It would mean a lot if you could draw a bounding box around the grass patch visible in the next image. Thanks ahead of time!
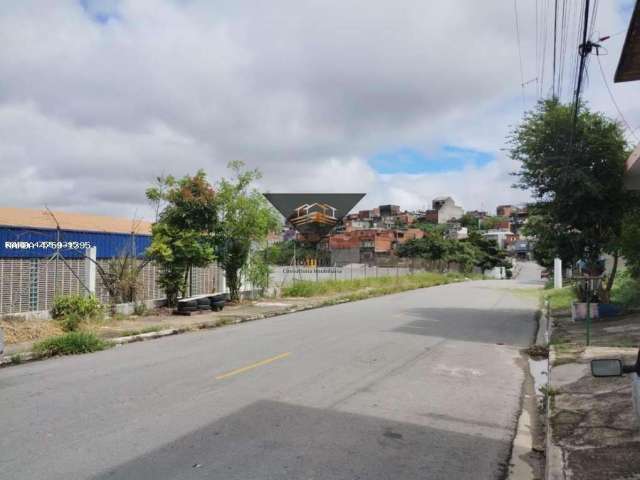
[33,332,112,358]
[544,286,575,312]
[281,271,470,298]
[10,353,22,364]
[0,318,63,344]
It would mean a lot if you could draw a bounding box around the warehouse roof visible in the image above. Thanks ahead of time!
[0,207,152,235]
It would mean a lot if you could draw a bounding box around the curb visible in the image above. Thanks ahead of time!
[543,307,565,480]
[0,296,356,368]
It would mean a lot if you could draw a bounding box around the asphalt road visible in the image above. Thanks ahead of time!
[0,263,541,480]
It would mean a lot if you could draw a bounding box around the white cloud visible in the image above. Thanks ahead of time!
[0,0,636,218]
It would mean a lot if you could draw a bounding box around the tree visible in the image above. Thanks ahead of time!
[262,240,317,266]
[460,213,480,231]
[445,240,477,273]
[215,162,280,302]
[478,216,507,231]
[145,171,217,306]
[510,98,637,299]
[466,231,509,274]
[396,236,449,263]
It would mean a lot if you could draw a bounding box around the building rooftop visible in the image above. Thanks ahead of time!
[616,0,640,82]
[0,207,152,235]
[626,143,640,190]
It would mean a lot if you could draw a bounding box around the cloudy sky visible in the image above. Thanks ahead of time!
[1,0,638,219]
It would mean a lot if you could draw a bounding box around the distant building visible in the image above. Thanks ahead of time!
[396,228,425,244]
[397,212,416,225]
[379,205,401,217]
[496,205,513,217]
[446,225,468,240]
[420,197,464,224]
[483,229,516,249]
[466,210,488,219]
[495,220,512,231]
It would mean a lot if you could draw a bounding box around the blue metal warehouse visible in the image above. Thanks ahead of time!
[0,207,217,315]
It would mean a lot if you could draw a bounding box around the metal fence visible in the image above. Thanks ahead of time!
[0,258,220,315]
[268,258,467,288]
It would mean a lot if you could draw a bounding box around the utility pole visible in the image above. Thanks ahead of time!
[572,0,591,128]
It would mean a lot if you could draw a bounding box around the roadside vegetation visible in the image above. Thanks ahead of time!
[397,231,511,276]
[33,332,112,358]
[282,271,471,298]
[511,98,640,303]
[544,287,575,313]
[146,162,279,305]
[51,294,104,332]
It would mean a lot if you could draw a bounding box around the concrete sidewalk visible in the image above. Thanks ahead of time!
[546,313,640,480]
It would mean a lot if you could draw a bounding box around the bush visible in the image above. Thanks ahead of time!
[33,332,111,358]
[51,295,103,331]
[611,270,640,308]
[133,302,147,316]
[51,294,103,319]
[58,313,82,332]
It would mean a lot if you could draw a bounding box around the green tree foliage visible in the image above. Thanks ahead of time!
[467,231,510,274]
[414,222,448,237]
[460,213,480,231]
[511,98,638,298]
[478,216,507,231]
[396,232,508,274]
[262,240,318,265]
[215,162,280,302]
[396,235,449,262]
[145,171,217,306]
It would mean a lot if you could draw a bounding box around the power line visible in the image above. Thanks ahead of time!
[552,0,558,97]
[567,0,591,160]
[558,0,568,99]
[514,0,526,110]
[540,0,550,97]
[536,0,540,96]
[596,55,639,142]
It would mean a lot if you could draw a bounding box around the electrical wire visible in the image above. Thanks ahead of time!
[596,55,640,141]
[552,0,558,97]
[514,0,526,110]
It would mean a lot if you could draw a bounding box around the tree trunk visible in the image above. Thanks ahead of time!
[226,268,241,303]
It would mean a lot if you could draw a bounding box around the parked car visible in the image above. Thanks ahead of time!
[540,269,550,279]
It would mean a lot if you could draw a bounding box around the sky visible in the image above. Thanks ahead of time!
[0,0,638,220]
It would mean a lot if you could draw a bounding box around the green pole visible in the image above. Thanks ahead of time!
[586,278,591,346]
